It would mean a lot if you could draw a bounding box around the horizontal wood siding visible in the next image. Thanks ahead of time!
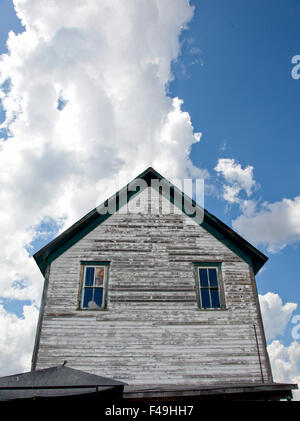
[35,187,272,385]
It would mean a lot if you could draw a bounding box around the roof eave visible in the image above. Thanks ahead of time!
[33,167,268,276]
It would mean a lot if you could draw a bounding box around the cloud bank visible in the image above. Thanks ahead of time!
[259,292,299,400]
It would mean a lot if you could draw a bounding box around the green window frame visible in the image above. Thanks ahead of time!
[194,263,225,309]
[78,261,110,310]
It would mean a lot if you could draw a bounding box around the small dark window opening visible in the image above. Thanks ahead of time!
[198,267,221,309]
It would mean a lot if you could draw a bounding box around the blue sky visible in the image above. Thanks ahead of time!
[173,0,300,205]
[0,0,299,382]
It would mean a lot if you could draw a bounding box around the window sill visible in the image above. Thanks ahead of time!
[76,307,108,311]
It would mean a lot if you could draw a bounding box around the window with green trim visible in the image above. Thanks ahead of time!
[195,265,222,309]
[79,263,109,309]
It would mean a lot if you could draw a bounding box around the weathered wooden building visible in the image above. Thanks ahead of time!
[30,167,297,401]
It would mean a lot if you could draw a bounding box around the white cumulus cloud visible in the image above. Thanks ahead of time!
[259,292,297,341]
[215,158,257,203]
[233,196,300,252]
[268,340,300,400]
[0,303,39,376]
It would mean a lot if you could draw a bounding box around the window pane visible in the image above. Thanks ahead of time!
[83,287,93,308]
[95,267,105,287]
[199,269,209,287]
[85,267,94,286]
[201,288,210,308]
[94,288,104,307]
[208,268,218,287]
[211,289,220,308]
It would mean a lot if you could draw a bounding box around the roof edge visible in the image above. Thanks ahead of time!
[33,167,268,276]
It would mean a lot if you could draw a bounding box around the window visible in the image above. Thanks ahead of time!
[79,262,109,310]
[194,264,223,309]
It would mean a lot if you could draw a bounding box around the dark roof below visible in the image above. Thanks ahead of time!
[123,382,298,401]
[0,365,126,401]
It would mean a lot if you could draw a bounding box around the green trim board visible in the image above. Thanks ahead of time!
[33,167,268,276]
[80,261,111,266]
[193,262,222,267]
